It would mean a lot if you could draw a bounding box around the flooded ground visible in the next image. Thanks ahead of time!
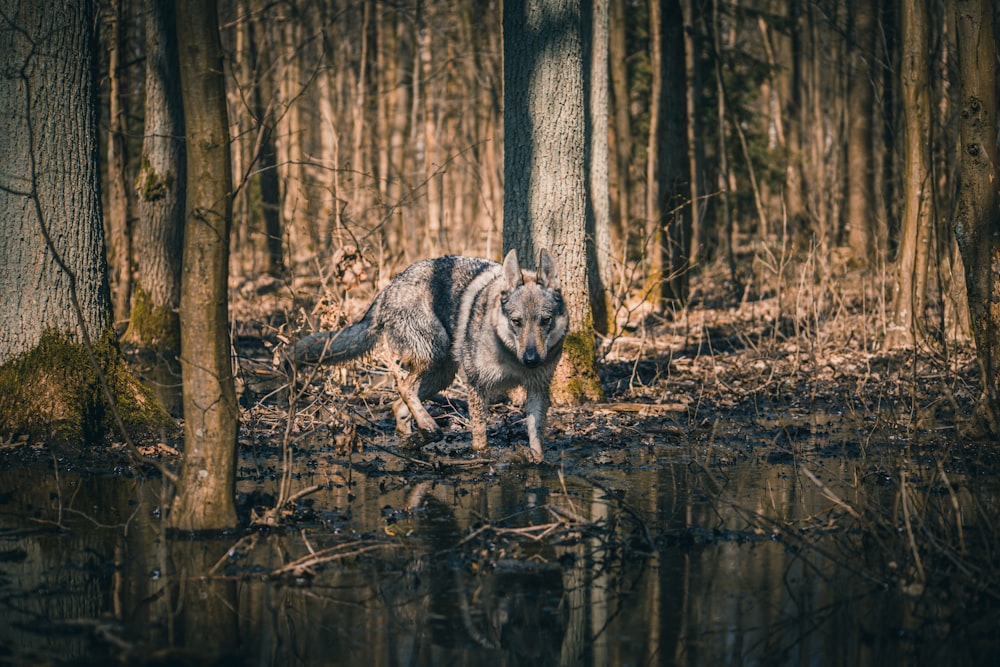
[2,398,998,665]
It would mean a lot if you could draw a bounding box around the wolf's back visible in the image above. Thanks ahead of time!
[290,317,378,364]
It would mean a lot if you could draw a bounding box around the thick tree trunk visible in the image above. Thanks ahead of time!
[123,0,185,353]
[953,0,1000,434]
[0,0,168,443]
[169,0,239,531]
[503,0,604,404]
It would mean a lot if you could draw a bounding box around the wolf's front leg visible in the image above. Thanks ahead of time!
[524,387,550,462]
[467,390,489,452]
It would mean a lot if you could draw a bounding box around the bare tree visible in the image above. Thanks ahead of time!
[122,0,185,352]
[503,0,604,403]
[169,0,239,531]
[585,0,612,333]
[845,0,877,266]
[105,0,134,324]
[887,0,933,348]
[953,0,1000,434]
[648,0,691,304]
[608,0,632,253]
[0,0,166,442]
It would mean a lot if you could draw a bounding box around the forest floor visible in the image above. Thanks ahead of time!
[230,252,989,468]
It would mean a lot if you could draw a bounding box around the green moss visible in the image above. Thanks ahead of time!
[136,159,174,202]
[554,320,605,405]
[122,286,180,352]
[0,328,172,445]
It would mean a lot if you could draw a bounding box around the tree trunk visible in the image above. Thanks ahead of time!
[645,0,665,294]
[657,0,691,303]
[105,0,134,325]
[845,0,876,266]
[248,1,283,276]
[0,0,168,444]
[709,0,735,282]
[682,0,708,265]
[169,0,239,531]
[887,0,932,348]
[503,0,604,404]
[608,0,632,256]
[123,0,185,353]
[276,11,307,266]
[953,0,1000,434]
[418,1,444,253]
[584,0,612,334]
[781,0,807,244]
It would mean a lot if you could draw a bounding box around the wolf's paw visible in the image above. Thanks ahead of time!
[399,428,443,450]
[507,445,544,464]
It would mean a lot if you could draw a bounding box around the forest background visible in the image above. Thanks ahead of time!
[3,0,1000,448]
[101,0,999,419]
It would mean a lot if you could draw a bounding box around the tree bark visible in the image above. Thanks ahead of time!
[608,0,632,252]
[169,0,239,531]
[0,0,168,443]
[503,0,604,404]
[682,0,708,265]
[276,10,307,266]
[645,0,665,294]
[123,0,185,353]
[781,0,807,244]
[845,0,876,266]
[584,0,612,334]
[659,0,691,303]
[887,0,933,348]
[953,0,1000,434]
[105,0,134,325]
[246,0,283,276]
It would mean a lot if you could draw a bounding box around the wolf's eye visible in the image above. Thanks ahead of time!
[539,316,551,328]
[509,317,522,329]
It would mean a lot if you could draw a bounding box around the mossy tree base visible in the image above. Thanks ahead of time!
[0,329,173,445]
[121,286,181,353]
[552,330,605,405]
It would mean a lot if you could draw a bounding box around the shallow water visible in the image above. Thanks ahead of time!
[1,418,997,666]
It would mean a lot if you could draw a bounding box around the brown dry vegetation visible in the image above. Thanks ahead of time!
[221,246,998,602]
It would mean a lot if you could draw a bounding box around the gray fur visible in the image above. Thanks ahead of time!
[289,249,568,461]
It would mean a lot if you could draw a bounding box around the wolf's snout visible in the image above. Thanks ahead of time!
[522,346,542,367]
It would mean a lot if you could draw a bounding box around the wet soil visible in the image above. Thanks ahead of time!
[2,270,1000,665]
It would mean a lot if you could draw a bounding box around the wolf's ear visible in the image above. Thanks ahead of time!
[537,249,560,290]
[502,249,523,290]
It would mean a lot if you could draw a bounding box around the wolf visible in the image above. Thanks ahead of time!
[290,249,568,462]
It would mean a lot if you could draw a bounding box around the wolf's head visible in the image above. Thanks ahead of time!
[498,249,568,369]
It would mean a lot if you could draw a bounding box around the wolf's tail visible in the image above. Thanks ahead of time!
[289,316,378,365]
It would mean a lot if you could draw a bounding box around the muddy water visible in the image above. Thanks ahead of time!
[1,425,997,666]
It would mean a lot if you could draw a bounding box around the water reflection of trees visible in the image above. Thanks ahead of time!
[1,445,998,665]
